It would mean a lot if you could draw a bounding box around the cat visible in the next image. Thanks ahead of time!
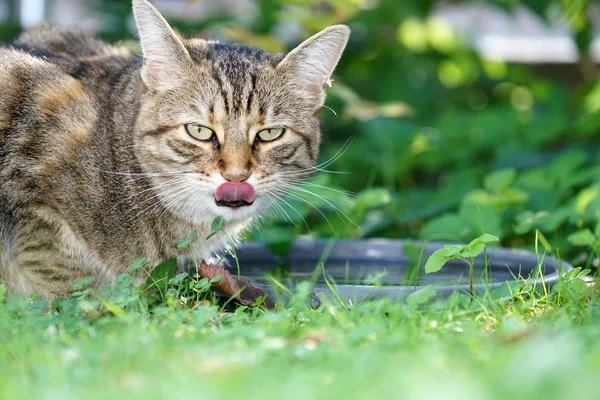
[0,0,349,300]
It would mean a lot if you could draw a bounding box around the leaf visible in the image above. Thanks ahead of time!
[513,210,546,235]
[237,278,276,309]
[206,217,225,239]
[115,273,133,289]
[260,225,295,257]
[502,188,529,204]
[459,204,503,239]
[420,213,463,241]
[515,207,571,235]
[362,271,389,285]
[584,80,600,114]
[406,287,436,307]
[473,233,500,244]
[461,242,486,258]
[463,189,495,206]
[355,188,391,210]
[145,258,178,295]
[568,229,596,247]
[425,233,498,274]
[211,216,225,232]
[173,230,197,248]
[444,244,464,257]
[197,260,275,309]
[547,150,587,181]
[489,281,522,301]
[194,278,212,292]
[484,168,516,192]
[127,257,151,272]
[424,248,451,274]
[462,233,499,257]
[169,272,189,285]
[72,276,95,291]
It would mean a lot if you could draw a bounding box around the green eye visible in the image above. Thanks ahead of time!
[185,124,215,141]
[257,128,285,142]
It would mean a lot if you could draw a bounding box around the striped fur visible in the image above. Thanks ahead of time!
[0,0,349,299]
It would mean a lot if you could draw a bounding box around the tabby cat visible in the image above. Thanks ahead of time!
[0,0,349,299]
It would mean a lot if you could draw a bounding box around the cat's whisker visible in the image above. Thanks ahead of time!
[119,178,192,222]
[310,168,350,175]
[279,184,356,229]
[167,185,204,221]
[156,185,198,222]
[120,143,151,150]
[113,185,157,209]
[260,192,287,221]
[266,193,299,225]
[149,182,198,222]
[113,177,188,209]
[268,187,338,236]
[96,169,196,178]
[316,137,353,169]
[279,179,356,197]
[277,197,311,235]
[268,179,357,231]
[290,186,354,208]
[275,138,353,178]
[277,166,348,177]
[262,193,296,226]
[261,175,355,206]
[302,138,354,172]
[263,189,312,235]
[126,174,213,184]
[276,180,355,208]
[141,191,179,222]
[322,105,338,117]
[288,187,356,229]
[120,188,168,221]
[121,196,162,223]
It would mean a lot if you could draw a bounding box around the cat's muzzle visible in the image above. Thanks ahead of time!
[215,182,256,208]
[215,198,254,208]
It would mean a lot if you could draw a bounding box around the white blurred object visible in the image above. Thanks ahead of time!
[434,2,600,63]
[20,0,45,28]
[152,0,256,23]
[19,0,257,36]
[13,0,600,64]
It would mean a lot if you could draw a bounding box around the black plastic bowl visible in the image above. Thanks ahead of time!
[226,239,573,304]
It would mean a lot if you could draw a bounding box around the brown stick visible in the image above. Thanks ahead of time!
[197,260,276,309]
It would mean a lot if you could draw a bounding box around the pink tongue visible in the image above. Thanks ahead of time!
[215,182,256,203]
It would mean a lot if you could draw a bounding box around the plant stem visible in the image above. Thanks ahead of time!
[469,256,474,298]
[459,257,475,299]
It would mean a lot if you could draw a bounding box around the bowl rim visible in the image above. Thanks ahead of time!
[231,239,574,302]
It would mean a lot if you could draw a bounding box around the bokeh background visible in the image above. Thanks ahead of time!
[2,0,600,268]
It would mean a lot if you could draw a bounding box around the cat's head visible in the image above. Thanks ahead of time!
[131,0,349,225]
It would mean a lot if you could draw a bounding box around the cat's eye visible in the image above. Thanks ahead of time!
[256,128,285,142]
[185,124,215,141]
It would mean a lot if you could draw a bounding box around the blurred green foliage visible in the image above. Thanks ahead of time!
[2,0,600,268]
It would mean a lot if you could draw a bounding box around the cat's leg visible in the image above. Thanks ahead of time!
[2,217,93,300]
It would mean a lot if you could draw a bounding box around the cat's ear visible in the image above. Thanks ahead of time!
[277,25,350,100]
[132,0,192,90]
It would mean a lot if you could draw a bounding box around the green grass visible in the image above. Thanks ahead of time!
[2,1,600,398]
[1,268,599,400]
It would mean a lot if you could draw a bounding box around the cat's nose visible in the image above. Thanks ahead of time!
[221,171,251,183]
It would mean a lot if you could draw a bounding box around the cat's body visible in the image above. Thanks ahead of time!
[0,27,221,297]
[0,0,349,299]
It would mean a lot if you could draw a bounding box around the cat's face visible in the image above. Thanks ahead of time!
[132,0,349,224]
